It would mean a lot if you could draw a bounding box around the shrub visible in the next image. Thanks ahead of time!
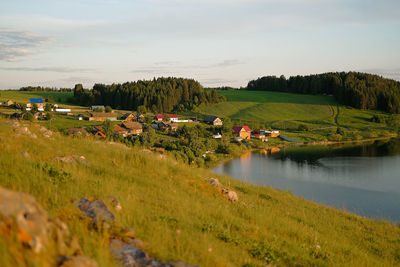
[105,106,112,113]
[23,112,34,121]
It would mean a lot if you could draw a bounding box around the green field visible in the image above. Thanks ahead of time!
[199,90,398,142]
[1,120,400,266]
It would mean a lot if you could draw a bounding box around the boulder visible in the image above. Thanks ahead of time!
[54,156,76,164]
[107,195,122,211]
[38,126,53,138]
[77,198,115,226]
[208,178,222,187]
[222,188,238,202]
[0,186,95,265]
[14,126,37,139]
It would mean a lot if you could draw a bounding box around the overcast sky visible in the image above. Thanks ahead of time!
[0,0,399,89]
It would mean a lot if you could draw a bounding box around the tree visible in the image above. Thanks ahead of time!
[32,103,38,112]
[46,112,52,120]
[105,106,112,113]
[102,120,113,138]
[44,103,52,112]
[23,112,34,121]
[137,105,147,114]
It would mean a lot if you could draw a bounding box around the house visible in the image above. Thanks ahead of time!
[67,128,88,137]
[154,115,165,122]
[232,126,251,140]
[113,125,128,136]
[136,113,145,122]
[121,113,136,122]
[169,114,178,122]
[253,133,266,142]
[2,100,14,106]
[204,116,223,126]
[122,122,143,135]
[28,98,45,108]
[91,105,105,111]
[213,133,222,139]
[88,113,118,121]
[265,130,280,137]
[95,131,106,139]
[76,114,85,120]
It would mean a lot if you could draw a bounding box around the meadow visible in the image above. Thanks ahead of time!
[199,90,398,142]
[1,119,400,266]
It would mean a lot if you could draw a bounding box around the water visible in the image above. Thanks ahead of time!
[213,139,400,222]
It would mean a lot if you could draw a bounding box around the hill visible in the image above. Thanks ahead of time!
[1,119,400,266]
[247,72,400,113]
[198,90,399,142]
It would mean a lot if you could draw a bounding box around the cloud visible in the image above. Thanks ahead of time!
[0,29,50,62]
[0,66,95,73]
[360,68,400,81]
[132,59,244,74]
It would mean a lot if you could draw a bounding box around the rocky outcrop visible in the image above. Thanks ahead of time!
[0,186,97,266]
[77,198,115,227]
[208,178,222,187]
[38,125,53,138]
[208,178,239,202]
[14,126,37,139]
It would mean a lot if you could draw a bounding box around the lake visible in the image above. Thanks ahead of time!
[213,139,400,222]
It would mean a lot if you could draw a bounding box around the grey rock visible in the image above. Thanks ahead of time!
[77,198,115,225]
[222,188,238,202]
[208,178,222,187]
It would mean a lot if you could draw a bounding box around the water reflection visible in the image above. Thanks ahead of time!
[214,138,400,222]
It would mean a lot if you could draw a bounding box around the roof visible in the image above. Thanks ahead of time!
[94,126,104,132]
[121,113,134,119]
[122,122,143,130]
[91,105,105,108]
[114,125,127,132]
[91,113,117,118]
[204,116,219,122]
[169,114,178,118]
[155,115,165,119]
[232,126,251,133]
[30,98,43,103]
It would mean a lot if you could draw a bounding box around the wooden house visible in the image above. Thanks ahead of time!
[88,113,118,121]
[136,113,145,122]
[122,122,143,135]
[232,126,251,140]
[204,116,223,126]
[3,100,14,106]
[121,113,136,122]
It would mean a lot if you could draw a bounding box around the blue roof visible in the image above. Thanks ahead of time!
[30,98,44,103]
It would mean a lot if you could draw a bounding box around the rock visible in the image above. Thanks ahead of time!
[77,155,90,166]
[77,198,115,225]
[38,126,53,138]
[14,126,37,138]
[110,239,150,267]
[7,120,20,127]
[222,188,238,202]
[167,261,199,267]
[54,156,76,164]
[0,186,95,265]
[121,227,135,239]
[208,178,221,187]
[59,255,98,267]
[107,195,122,211]
[21,151,30,159]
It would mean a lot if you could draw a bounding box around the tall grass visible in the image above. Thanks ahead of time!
[0,119,400,266]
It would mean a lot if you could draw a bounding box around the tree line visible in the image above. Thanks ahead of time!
[247,72,400,113]
[19,86,73,92]
[73,77,226,113]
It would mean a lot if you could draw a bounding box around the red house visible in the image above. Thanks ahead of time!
[232,126,251,140]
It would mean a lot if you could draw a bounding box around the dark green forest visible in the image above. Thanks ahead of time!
[73,77,226,113]
[247,72,400,113]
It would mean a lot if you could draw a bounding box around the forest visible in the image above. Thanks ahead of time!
[73,77,226,113]
[246,72,400,113]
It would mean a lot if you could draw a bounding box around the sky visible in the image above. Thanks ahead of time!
[0,0,399,89]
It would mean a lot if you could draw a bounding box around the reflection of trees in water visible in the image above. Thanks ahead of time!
[268,138,400,165]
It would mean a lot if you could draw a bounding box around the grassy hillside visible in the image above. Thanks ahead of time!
[198,90,398,142]
[0,90,73,105]
[1,119,400,266]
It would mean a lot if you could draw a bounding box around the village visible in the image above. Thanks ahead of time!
[1,97,283,165]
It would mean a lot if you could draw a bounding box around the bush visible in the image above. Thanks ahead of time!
[23,112,34,121]
[328,134,342,142]
[105,106,112,113]
[298,124,309,131]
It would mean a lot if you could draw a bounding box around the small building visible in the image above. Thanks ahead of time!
[67,128,88,137]
[55,108,71,112]
[88,113,118,121]
[232,126,251,140]
[28,98,45,108]
[122,122,143,135]
[154,114,165,122]
[136,113,145,122]
[2,100,14,106]
[253,133,266,142]
[121,113,136,122]
[204,116,223,126]
[167,122,179,132]
[113,125,129,136]
[95,131,106,139]
[169,114,178,122]
[213,133,222,139]
[91,105,105,111]
[265,130,280,137]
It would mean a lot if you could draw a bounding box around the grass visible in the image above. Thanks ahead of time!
[198,90,399,141]
[1,119,400,266]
